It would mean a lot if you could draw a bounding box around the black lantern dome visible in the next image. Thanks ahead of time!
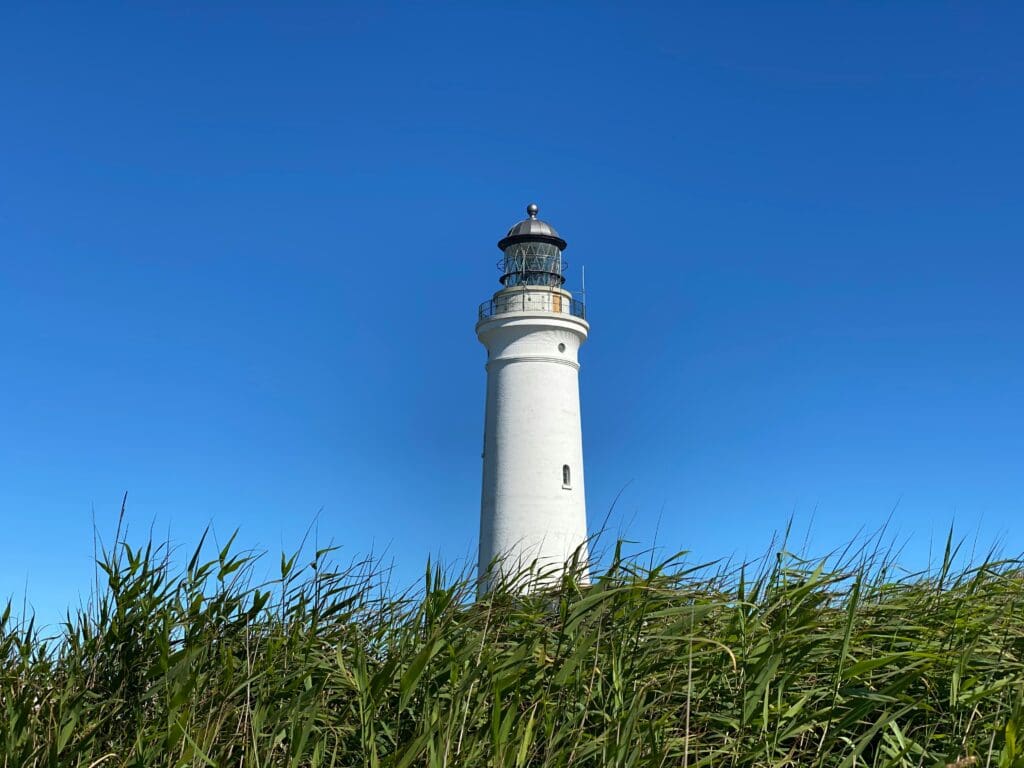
[497,204,567,288]
[497,203,568,251]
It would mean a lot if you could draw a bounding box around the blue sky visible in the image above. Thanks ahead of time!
[2,3,1022,622]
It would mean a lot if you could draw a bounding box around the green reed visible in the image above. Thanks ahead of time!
[3,517,1024,767]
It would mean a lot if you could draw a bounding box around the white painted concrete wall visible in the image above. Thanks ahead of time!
[477,287,590,592]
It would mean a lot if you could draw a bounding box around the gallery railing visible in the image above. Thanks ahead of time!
[478,293,586,321]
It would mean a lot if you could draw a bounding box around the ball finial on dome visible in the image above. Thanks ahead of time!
[526,203,539,218]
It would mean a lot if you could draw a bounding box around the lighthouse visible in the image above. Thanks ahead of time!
[477,204,590,591]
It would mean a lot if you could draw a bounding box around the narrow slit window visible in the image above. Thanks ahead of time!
[562,464,571,488]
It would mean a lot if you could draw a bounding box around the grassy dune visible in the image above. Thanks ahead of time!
[3,518,1024,767]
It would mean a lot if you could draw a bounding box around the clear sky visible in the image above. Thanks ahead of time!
[2,3,1022,622]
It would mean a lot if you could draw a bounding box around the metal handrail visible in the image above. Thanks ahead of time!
[478,293,586,321]
[496,255,569,273]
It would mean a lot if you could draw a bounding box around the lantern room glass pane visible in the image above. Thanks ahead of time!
[500,242,565,287]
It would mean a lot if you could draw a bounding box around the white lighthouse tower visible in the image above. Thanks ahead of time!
[477,204,590,591]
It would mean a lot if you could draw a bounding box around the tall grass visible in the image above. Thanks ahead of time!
[3,514,1024,767]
